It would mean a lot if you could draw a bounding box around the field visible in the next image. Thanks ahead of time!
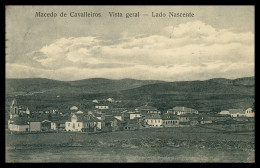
[6,126,255,162]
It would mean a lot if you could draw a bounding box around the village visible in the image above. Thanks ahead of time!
[7,98,255,134]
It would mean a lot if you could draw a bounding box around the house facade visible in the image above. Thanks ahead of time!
[95,105,109,109]
[51,121,66,131]
[29,121,41,132]
[244,108,254,117]
[65,113,98,132]
[9,123,29,132]
[124,119,139,130]
[103,115,120,132]
[167,106,199,115]
[229,109,245,118]
[8,119,29,132]
[229,108,254,118]
[135,105,158,114]
[41,120,52,131]
[129,113,142,120]
[161,114,179,127]
[144,114,163,127]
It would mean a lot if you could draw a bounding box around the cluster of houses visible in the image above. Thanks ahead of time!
[7,98,254,133]
[218,108,254,118]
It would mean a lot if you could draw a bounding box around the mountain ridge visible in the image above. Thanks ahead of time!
[5,76,254,113]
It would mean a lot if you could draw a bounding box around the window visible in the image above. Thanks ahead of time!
[155,120,157,123]
[78,123,80,127]
[73,123,75,128]
[68,123,70,126]
[151,120,153,123]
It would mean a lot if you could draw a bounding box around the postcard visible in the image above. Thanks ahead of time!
[5,5,254,163]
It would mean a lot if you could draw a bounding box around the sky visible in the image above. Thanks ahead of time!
[6,6,255,81]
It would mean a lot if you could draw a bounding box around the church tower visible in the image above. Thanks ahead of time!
[10,99,19,119]
[26,107,30,115]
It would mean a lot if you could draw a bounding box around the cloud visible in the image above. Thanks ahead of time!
[7,20,254,81]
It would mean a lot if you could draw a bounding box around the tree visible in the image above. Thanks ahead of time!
[252,102,255,112]
[48,113,52,120]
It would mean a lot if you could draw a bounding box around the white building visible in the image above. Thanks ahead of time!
[8,119,29,132]
[107,98,115,103]
[144,114,163,127]
[161,114,179,127]
[218,110,230,115]
[244,108,254,117]
[229,109,246,117]
[92,99,99,103]
[76,110,84,114]
[168,106,199,115]
[65,113,98,132]
[95,105,109,109]
[70,106,78,111]
[229,108,254,118]
[130,113,142,120]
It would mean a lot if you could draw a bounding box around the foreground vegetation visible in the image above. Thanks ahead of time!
[6,126,254,150]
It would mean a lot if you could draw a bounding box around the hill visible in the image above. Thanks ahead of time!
[5,78,69,93]
[5,78,165,95]
[207,76,254,86]
[5,77,254,113]
[66,78,166,93]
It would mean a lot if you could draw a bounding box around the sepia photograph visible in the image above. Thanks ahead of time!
[5,5,254,162]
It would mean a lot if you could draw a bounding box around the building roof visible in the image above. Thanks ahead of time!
[93,113,103,117]
[161,114,179,120]
[144,114,161,119]
[70,106,78,110]
[28,114,49,122]
[125,119,139,127]
[10,116,45,125]
[41,120,52,123]
[76,110,84,114]
[72,113,99,123]
[229,109,245,114]
[178,113,197,117]
[218,110,230,115]
[173,106,198,112]
[29,118,45,122]
[9,117,29,125]
[104,115,115,122]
